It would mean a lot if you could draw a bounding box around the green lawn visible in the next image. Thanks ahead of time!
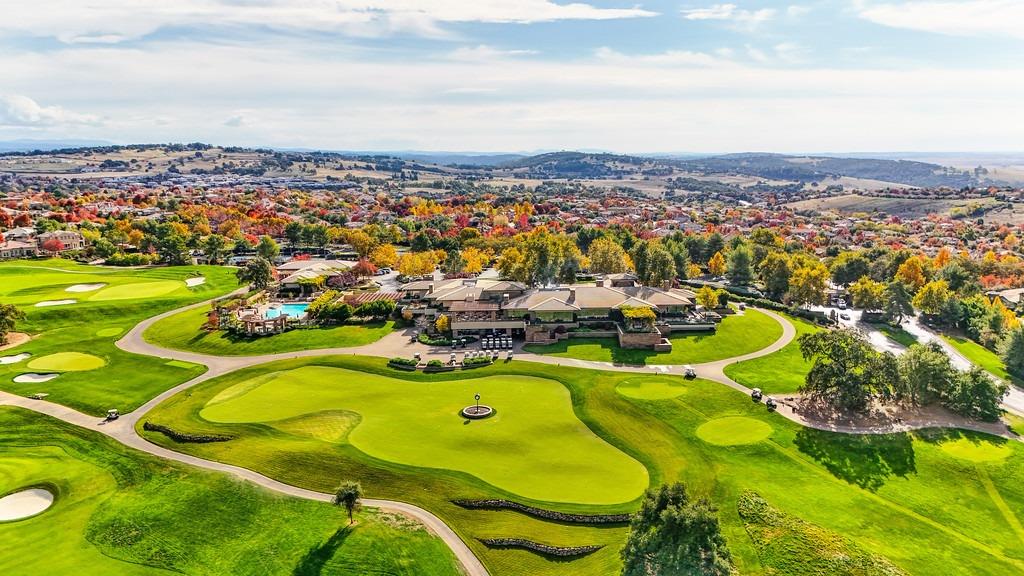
[874,322,919,348]
[141,355,1024,576]
[724,315,822,394]
[0,406,461,576]
[941,334,1021,385]
[0,260,240,415]
[524,309,783,365]
[143,305,396,356]
[201,366,648,504]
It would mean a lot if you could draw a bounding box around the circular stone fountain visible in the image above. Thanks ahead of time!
[0,488,55,521]
[461,404,494,419]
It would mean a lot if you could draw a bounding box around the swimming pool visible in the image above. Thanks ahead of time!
[265,303,309,319]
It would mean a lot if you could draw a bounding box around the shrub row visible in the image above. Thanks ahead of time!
[478,538,603,557]
[462,357,493,368]
[452,499,630,524]
[388,357,418,371]
[418,332,453,346]
[143,422,232,443]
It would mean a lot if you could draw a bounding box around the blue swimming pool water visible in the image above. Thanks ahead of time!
[265,303,308,319]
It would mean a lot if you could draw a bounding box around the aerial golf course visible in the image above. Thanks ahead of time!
[3,260,1024,576]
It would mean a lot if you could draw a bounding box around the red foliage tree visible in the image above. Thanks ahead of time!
[351,259,378,278]
[41,238,65,253]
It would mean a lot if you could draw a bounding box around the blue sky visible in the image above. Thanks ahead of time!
[1,1,1022,152]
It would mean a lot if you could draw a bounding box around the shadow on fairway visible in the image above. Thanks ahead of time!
[291,525,353,576]
[794,428,916,492]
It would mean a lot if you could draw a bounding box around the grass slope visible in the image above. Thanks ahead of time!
[0,260,239,414]
[143,305,395,356]
[0,406,461,576]
[201,366,648,504]
[724,315,821,394]
[524,309,782,365]
[738,491,907,576]
[942,335,1021,385]
[141,356,1024,576]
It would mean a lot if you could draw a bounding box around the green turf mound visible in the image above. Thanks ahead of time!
[270,410,362,443]
[738,491,907,576]
[696,416,772,446]
[27,352,106,372]
[95,327,123,338]
[88,280,182,301]
[939,437,1012,463]
[616,377,689,400]
[200,366,649,504]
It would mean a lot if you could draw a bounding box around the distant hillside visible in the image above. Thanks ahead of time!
[392,152,525,167]
[673,153,979,188]
[502,151,661,178]
[0,138,114,153]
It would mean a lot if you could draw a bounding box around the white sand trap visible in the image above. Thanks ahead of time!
[185,277,206,287]
[34,299,76,307]
[13,373,59,384]
[0,353,31,365]
[0,488,54,521]
[65,283,106,293]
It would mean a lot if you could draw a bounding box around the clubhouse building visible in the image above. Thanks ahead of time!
[400,274,712,351]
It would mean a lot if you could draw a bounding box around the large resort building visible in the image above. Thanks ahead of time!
[400,274,711,351]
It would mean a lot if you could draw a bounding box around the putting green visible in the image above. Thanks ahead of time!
[27,352,106,372]
[95,327,123,338]
[939,437,1012,463]
[88,280,182,301]
[271,411,362,443]
[616,377,689,400]
[696,416,772,446]
[201,366,649,504]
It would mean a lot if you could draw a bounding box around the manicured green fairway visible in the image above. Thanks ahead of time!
[201,366,648,504]
[27,352,106,372]
[724,315,821,394]
[615,376,689,399]
[873,322,919,347]
[0,260,240,415]
[524,308,783,365]
[942,334,1021,384]
[0,406,461,576]
[142,356,1024,576]
[143,305,396,356]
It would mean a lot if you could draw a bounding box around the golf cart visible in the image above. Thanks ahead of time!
[751,388,763,402]
[765,397,778,412]
[683,365,696,379]
[105,409,120,421]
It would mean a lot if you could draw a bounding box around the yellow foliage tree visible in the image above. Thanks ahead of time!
[895,256,926,291]
[369,244,398,268]
[707,251,726,276]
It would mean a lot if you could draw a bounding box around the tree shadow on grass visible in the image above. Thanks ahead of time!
[794,428,916,492]
[291,525,353,576]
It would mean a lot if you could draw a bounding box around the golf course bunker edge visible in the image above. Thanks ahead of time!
[0,488,55,522]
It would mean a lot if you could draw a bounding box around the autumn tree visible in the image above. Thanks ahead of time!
[895,256,927,291]
[588,237,630,274]
[369,244,398,268]
[696,285,720,310]
[707,251,726,277]
[787,262,829,308]
[848,277,886,312]
[913,280,953,317]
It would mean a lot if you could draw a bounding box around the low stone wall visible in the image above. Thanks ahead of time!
[617,327,663,350]
[568,330,618,339]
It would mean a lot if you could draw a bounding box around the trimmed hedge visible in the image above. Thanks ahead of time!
[478,538,602,557]
[142,422,232,443]
[452,499,630,524]
[462,357,493,368]
[418,332,452,346]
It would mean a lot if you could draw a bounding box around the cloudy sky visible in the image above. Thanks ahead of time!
[1,1,1022,153]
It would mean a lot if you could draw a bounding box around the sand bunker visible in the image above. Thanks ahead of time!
[0,488,54,521]
[12,373,59,384]
[34,299,76,307]
[185,277,206,287]
[65,283,106,293]
[0,353,31,365]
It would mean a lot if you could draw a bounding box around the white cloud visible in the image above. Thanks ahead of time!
[2,41,1020,152]
[448,45,539,62]
[857,0,1024,39]
[786,5,812,17]
[594,47,728,67]
[0,1,658,44]
[681,3,776,30]
[0,94,99,127]
[773,42,809,63]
